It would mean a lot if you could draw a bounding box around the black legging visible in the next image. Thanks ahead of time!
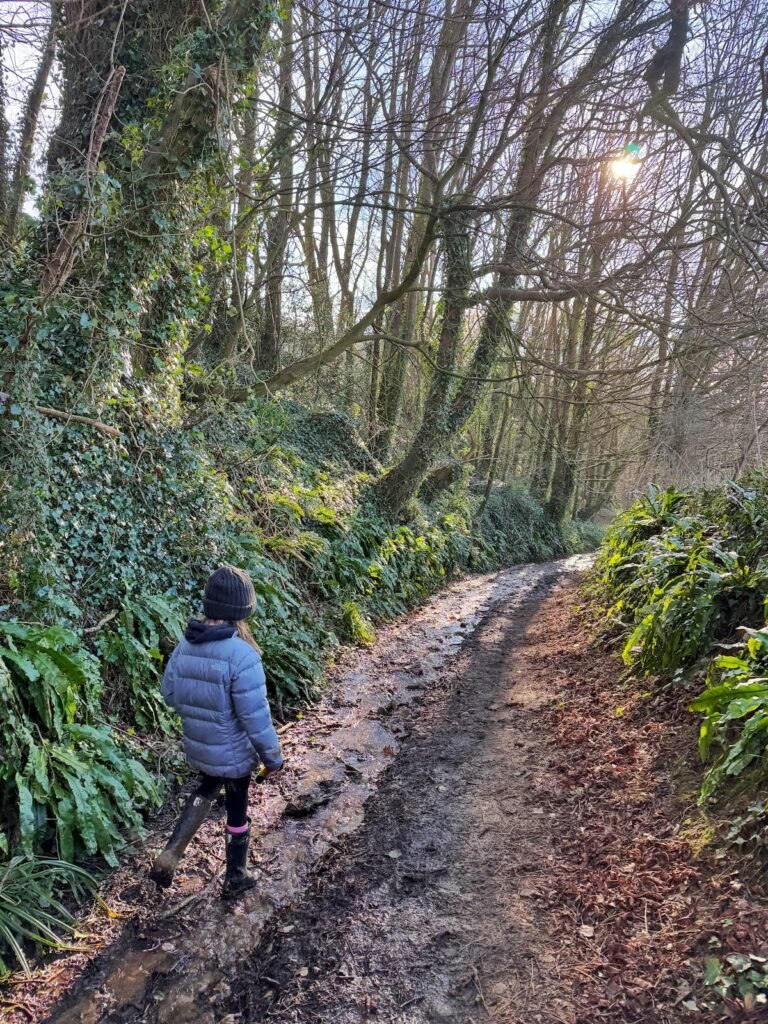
[196,773,251,828]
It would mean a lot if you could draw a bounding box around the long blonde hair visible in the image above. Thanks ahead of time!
[203,617,262,654]
[235,620,262,654]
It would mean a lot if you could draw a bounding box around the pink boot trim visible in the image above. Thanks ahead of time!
[226,823,249,835]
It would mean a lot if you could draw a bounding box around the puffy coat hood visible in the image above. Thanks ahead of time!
[184,619,237,644]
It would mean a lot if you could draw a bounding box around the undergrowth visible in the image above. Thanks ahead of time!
[0,857,102,979]
[592,477,768,835]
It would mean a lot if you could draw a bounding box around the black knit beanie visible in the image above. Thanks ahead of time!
[203,565,257,621]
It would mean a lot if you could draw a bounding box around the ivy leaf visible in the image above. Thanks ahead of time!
[704,957,723,985]
[727,953,753,973]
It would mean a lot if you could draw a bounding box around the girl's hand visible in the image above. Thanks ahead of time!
[256,762,284,782]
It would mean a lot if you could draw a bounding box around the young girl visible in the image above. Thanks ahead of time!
[150,565,284,898]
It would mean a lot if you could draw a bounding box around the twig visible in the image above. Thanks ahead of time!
[0,1001,34,1021]
[34,406,120,438]
[82,610,119,634]
[157,864,225,919]
[472,965,491,1016]
[398,995,424,1010]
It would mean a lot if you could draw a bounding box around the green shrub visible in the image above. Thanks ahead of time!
[0,620,161,864]
[475,481,598,565]
[97,593,186,731]
[340,601,376,646]
[234,538,332,701]
[593,475,768,802]
[691,628,768,799]
[595,482,768,670]
[7,422,238,620]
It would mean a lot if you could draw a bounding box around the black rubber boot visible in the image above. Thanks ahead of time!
[222,827,258,899]
[149,792,216,888]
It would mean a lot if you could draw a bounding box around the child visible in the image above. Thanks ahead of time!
[149,565,284,898]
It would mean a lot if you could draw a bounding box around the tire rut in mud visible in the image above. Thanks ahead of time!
[224,570,579,1024]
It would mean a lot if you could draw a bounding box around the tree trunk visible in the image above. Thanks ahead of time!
[375,213,471,513]
[546,165,609,522]
[479,388,503,477]
[0,48,10,229]
[217,92,260,364]
[9,0,275,401]
[258,3,293,375]
[5,1,58,242]
[373,294,417,459]
[481,395,511,510]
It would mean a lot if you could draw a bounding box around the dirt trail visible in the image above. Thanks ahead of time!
[15,553,743,1024]
[16,556,588,1024]
[229,561,582,1024]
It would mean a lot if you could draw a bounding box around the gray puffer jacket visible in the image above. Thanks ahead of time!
[161,620,283,778]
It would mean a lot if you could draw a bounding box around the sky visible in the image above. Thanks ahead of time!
[2,1,60,208]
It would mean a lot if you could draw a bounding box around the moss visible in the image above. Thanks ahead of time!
[679,818,718,857]
[340,601,376,646]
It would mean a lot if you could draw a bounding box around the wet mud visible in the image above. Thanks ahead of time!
[225,562,584,1024]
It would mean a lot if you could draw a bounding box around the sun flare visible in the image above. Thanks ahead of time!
[610,155,642,181]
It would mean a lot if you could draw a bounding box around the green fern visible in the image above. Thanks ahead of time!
[97,592,185,730]
[691,629,768,799]
[340,601,376,646]
[594,476,768,803]
[0,621,162,865]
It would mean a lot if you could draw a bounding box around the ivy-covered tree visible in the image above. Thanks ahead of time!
[3,0,276,409]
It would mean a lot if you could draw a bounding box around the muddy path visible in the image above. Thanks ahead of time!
[11,556,588,1024]
[227,560,582,1024]
[11,552,746,1024]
